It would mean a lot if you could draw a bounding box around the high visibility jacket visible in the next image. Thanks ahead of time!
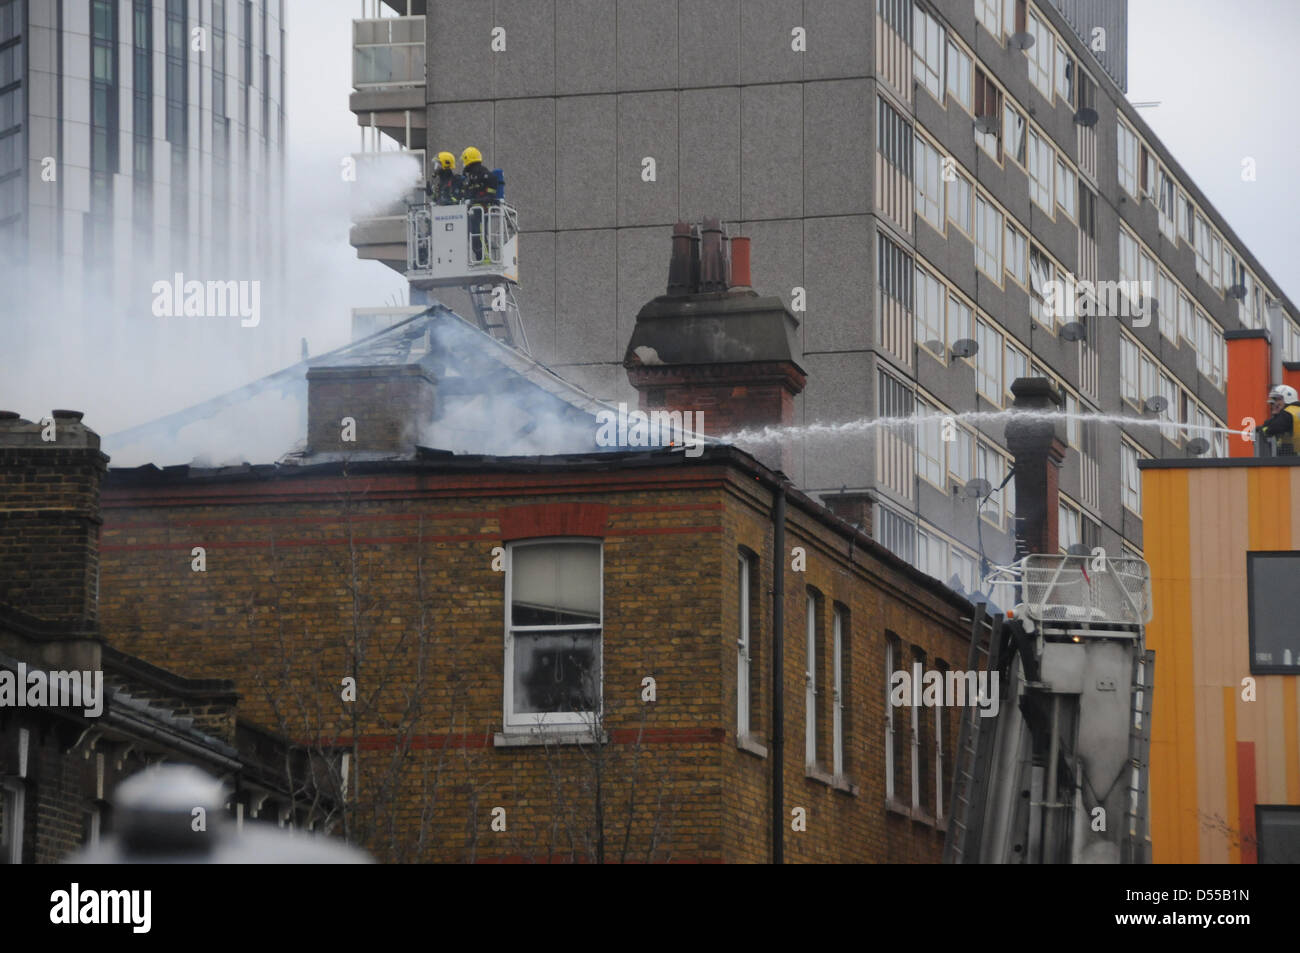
[1260,403,1300,454]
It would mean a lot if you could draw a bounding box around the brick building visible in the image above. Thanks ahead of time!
[0,409,317,864]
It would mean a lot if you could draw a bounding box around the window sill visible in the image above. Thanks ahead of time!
[494,729,607,748]
[885,797,913,818]
[736,733,768,759]
[805,765,836,787]
[833,776,859,797]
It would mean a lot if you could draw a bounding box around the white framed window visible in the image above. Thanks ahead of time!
[976,0,1001,36]
[1002,0,1018,35]
[973,70,1002,160]
[915,136,945,231]
[1121,440,1144,515]
[0,777,23,864]
[1178,292,1195,345]
[1140,353,1159,406]
[976,317,1003,403]
[504,539,603,731]
[1027,129,1054,212]
[975,194,1003,279]
[1139,252,1156,319]
[1195,214,1211,282]
[1157,167,1177,241]
[832,606,846,778]
[1064,390,1081,448]
[1003,103,1027,166]
[1159,373,1180,441]
[916,526,948,582]
[1210,232,1223,291]
[1120,335,1140,406]
[916,265,946,356]
[1056,159,1076,219]
[1004,222,1027,285]
[934,663,947,820]
[950,426,974,484]
[737,551,753,738]
[947,39,973,112]
[1055,41,1074,106]
[1177,191,1191,243]
[977,441,1006,525]
[916,400,946,487]
[947,169,973,234]
[1004,340,1027,403]
[1158,270,1177,342]
[1117,121,1139,197]
[950,548,977,595]
[884,634,898,801]
[1027,12,1053,99]
[1059,499,1082,552]
[805,591,819,769]
[1029,245,1054,328]
[913,6,944,101]
[947,293,973,353]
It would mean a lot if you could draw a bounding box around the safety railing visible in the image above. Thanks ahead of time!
[984,554,1152,626]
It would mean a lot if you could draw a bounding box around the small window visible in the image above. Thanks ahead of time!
[915,265,945,356]
[913,6,944,101]
[737,550,757,737]
[1248,552,1300,674]
[1004,223,1027,285]
[1026,12,1053,99]
[884,633,903,801]
[947,170,973,234]
[832,605,849,778]
[1003,104,1027,166]
[975,0,1001,36]
[1056,159,1076,219]
[1120,441,1143,515]
[805,590,823,769]
[1257,806,1300,863]
[946,40,973,112]
[975,194,1003,279]
[1117,122,1139,198]
[1027,129,1054,212]
[914,136,945,231]
[947,293,973,354]
[976,317,1003,403]
[505,540,603,730]
[915,398,946,487]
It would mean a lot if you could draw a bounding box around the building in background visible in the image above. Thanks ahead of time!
[0,0,290,378]
[346,0,1300,601]
[1141,453,1300,864]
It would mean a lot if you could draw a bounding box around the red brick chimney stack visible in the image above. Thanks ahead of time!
[624,221,806,474]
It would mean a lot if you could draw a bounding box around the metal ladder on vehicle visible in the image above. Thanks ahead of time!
[943,606,1002,863]
[466,281,530,355]
[1121,649,1155,864]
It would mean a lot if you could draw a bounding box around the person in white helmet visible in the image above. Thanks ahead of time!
[1258,384,1300,456]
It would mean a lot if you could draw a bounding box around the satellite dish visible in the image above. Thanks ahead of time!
[950,338,979,361]
[1143,395,1168,414]
[925,339,945,353]
[1067,543,1090,557]
[974,115,999,135]
[1072,106,1099,127]
[1011,31,1035,50]
[1060,321,1086,342]
[1187,437,1210,455]
[1227,284,1247,300]
[963,478,993,499]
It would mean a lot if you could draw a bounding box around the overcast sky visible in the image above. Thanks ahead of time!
[287,0,1300,330]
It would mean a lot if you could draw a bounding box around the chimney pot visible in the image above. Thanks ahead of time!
[729,236,752,290]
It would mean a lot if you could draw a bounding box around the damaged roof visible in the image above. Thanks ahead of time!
[105,306,615,469]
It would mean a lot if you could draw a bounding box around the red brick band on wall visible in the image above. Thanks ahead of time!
[314,727,726,751]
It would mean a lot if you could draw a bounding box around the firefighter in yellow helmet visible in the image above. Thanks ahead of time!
[460,146,499,263]
[427,151,462,206]
[1259,384,1300,456]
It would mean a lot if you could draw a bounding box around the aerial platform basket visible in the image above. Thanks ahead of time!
[985,554,1153,629]
[406,201,519,289]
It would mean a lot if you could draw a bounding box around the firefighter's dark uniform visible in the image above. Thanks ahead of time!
[428,168,462,206]
[461,161,499,262]
[1259,402,1300,455]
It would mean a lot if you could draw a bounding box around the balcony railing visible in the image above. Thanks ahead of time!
[353,17,425,89]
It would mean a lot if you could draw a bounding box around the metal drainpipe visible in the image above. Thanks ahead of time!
[771,482,787,864]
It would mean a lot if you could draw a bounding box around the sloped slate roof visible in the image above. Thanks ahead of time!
[105,306,614,468]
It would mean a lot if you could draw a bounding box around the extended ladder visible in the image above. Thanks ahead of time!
[943,606,1003,863]
[1121,649,1155,864]
[466,281,530,355]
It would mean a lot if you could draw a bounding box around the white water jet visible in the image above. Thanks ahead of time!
[720,408,1248,446]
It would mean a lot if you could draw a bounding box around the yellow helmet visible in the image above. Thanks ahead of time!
[461,146,482,167]
[436,151,455,170]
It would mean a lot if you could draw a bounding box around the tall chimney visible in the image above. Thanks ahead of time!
[0,410,108,626]
[1225,329,1271,458]
[624,222,806,474]
[1005,378,1067,558]
[306,364,436,456]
